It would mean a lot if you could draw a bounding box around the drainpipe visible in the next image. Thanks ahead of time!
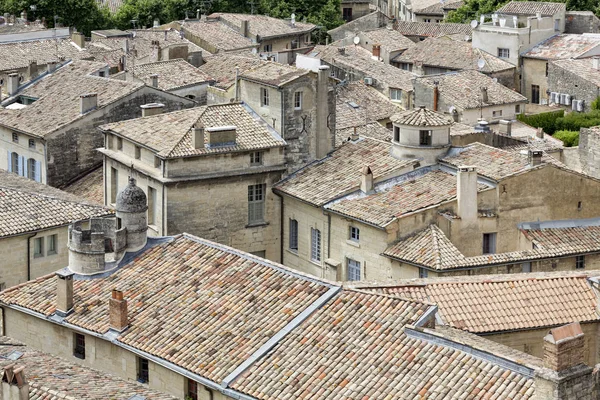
[326,212,331,280]
[162,159,166,236]
[274,191,284,263]
[26,232,38,281]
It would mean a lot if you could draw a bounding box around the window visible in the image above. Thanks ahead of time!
[482,233,497,254]
[390,88,402,101]
[400,63,412,72]
[347,258,361,281]
[47,234,57,255]
[424,18,431,23]
[187,379,199,400]
[294,91,303,110]
[419,130,432,146]
[261,88,269,107]
[73,333,85,359]
[522,262,531,273]
[11,132,18,143]
[289,219,298,251]
[148,187,157,226]
[33,237,44,258]
[250,151,263,166]
[515,104,521,114]
[394,126,400,142]
[110,167,118,204]
[248,184,265,225]
[497,48,510,58]
[576,255,585,269]
[98,70,105,77]
[135,146,141,159]
[419,268,428,278]
[263,44,272,52]
[342,7,353,21]
[11,152,19,175]
[28,139,35,149]
[545,62,548,77]
[27,158,36,180]
[492,110,502,118]
[531,85,540,104]
[154,156,160,168]
[117,137,123,150]
[349,226,360,242]
[578,201,582,211]
[137,357,149,383]
[311,228,321,262]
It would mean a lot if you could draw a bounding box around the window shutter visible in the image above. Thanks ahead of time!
[7,151,11,173]
[35,160,41,182]
[18,156,24,176]
[23,158,29,179]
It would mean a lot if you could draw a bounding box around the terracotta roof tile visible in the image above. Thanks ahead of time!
[523,34,600,60]
[181,19,254,51]
[551,58,600,87]
[199,53,264,90]
[336,81,401,130]
[63,167,104,205]
[336,121,392,147]
[361,28,415,52]
[391,106,453,126]
[497,1,566,16]
[241,62,310,87]
[393,21,472,38]
[209,13,316,38]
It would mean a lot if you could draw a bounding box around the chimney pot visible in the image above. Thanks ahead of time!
[28,60,38,80]
[457,166,478,222]
[71,31,85,49]
[2,364,29,400]
[7,73,19,96]
[536,127,544,139]
[481,87,488,104]
[109,289,128,332]
[499,119,512,136]
[351,126,359,141]
[55,270,74,316]
[140,103,165,117]
[192,126,205,149]
[360,165,374,193]
[80,93,98,114]
[529,149,543,166]
[543,322,585,372]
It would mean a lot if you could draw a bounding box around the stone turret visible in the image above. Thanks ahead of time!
[116,177,148,251]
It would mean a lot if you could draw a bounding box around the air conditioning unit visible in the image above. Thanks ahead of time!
[565,94,572,106]
[577,100,585,112]
[364,77,373,85]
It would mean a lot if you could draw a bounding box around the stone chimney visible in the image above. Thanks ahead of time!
[151,40,161,62]
[150,74,159,88]
[80,93,98,114]
[433,82,439,111]
[499,119,512,136]
[140,103,165,117]
[593,57,599,71]
[360,165,374,193]
[240,20,249,37]
[372,44,381,60]
[529,150,543,166]
[109,289,128,332]
[27,60,38,80]
[7,73,19,96]
[71,31,85,49]
[2,365,28,400]
[315,65,335,159]
[481,87,488,104]
[55,270,74,316]
[544,322,585,372]
[206,126,236,147]
[536,127,544,139]
[192,126,204,149]
[457,166,478,221]
[46,60,57,74]
[351,126,359,141]
[123,38,130,54]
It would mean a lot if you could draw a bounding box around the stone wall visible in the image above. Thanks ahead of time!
[579,127,600,178]
[328,11,390,42]
[548,62,600,114]
[565,11,600,34]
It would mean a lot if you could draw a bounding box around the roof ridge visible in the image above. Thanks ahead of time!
[164,106,210,158]
[347,287,437,307]
[0,185,108,210]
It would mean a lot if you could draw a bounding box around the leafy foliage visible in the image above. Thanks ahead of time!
[555,110,600,132]
[517,110,564,135]
[553,130,579,147]
[591,96,600,111]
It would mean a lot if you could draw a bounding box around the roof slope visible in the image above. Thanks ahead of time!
[0,38,87,71]
[551,58,600,87]
[199,53,264,89]
[393,21,472,38]
[63,167,104,205]
[415,70,526,110]
[497,1,566,16]
[336,81,401,130]
[129,58,211,90]
[364,273,600,333]
[210,13,316,38]
[336,121,393,146]
[275,139,417,206]
[391,106,452,126]
[0,337,176,399]
[0,169,109,237]
[362,28,415,52]
[523,34,600,60]
[181,19,254,51]
[231,290,535,400]
[100,103,285,158]
[0,234,332,383]
[241,62,309,87]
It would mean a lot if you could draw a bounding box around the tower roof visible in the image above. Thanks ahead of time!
[391,106,452,127]
[116,177,147,213]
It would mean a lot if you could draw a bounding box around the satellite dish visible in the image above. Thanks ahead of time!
[493,77,498,83]
[353,36,360,45]
[470,20,479,29]
[477,58,485,70]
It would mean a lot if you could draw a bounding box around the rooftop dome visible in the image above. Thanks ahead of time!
[116,177,148,213]
[391,106,452,127]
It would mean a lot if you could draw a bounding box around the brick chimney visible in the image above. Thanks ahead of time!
[56,270,74,317]
[150,74,159,88]
[140,103,165,117]
[543,322,585,371]
[192,126,204,149]
[80,93,98,114]
[109,289,128,332]
[360,165,374,193]
[529,150,543,166]
[457,166,478,221]
[2,365,28,400]
[7,73,19,96]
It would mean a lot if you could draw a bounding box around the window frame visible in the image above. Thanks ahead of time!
[33,237,44,258]
[482,232,497,255]
[419,130,432,146]
[137,357,149,384]
[73,333,85,359]
[250,151,263,166]
[347,258,361,281]
[117,137,123,150]
[11,152,19,175]
[289,219,298,251]
[260,88,269,107]
[311,228,321,263]
[11,132,18,143]
[247,183,266,225]
[492,110,503,118]
[576,255,585,269]
[497,48,510,59]
[27,158,36,181]
[349,226,360,242]
[47,234,57,255]
[187,379,199,400]
[294,91,303,110]
[28,139,35,149]
[394,126,400,142]
[419,268,429,278]
[390,88,402,101]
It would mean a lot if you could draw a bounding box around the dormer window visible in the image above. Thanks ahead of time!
[419,130,432,146]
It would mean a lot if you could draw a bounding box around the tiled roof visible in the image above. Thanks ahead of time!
[232,289,535,400]
[336,121,392,147]
[100,103,285,158]
[0,169,109,237]
[241,62,310,87]
[0,234,333,383]
[0,60,145,137]
[210,13,316,38]
[361,28,415,52]
[523,34,600,60]
[181,19,254,51]
[0,337,177,399]
[391,106,452,126]
[497,1,566,16]
[129,58,211,90]
[551,58,600,87]
[63,167,104,205]
[416,70,527,110]
[394,37,514,73]
[336,81,401,130]
[416,0,464,14]
[199,53,264,89]
[393,21,472,38]
[361,272,600,333]
[325,168,489,227]
[0,38,87,71]
[0,21,47,35]
[275,139,417,206]
[440,142,558,180]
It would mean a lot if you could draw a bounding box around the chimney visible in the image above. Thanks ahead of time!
[543,322,585,372]
[338,47,346,56]
[46,60,57,74]
[140,103,165,117]
[536,127,544,139]
[27,60,38,80]
[20,10,26,21]
[192,126,204,149]
[499,119,512,136]
[109,289,128,332]
[240,20,249,37]
[360,165,374,193]
[164,29,167,42]
[2,365,28,400]
[433,81,439,111]
[55,270,74,316]
[351,126,359,141]
[457,166,478,222]
[529,149,543,166]
[316,65,334,159]
[71,31,85,49]
[372,44,381,60]
[205,126,236,147]
[481,87,488,104]
[123,38,130,54]
[151,40,161,62]
[593,57,600,70]
[150,74,159,88]
[80,93,98,114]
[7,73,19,96]
[196,9,200,19]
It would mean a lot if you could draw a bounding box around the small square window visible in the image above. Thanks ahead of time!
[187,379,199,400]
[483,233,497,255]
[47,234,57,255]
[419,268,428,278]
[263,44,272,52]
[28,139,35,149]
[117,137,123,150]
[576,255,585,269]
[137,357,149,383]
[347,258,361,281]
[294,92,302,110]
[515,104,521,113]
[33,237,44,258]
[73,333,85,359]
[349,226,360,242]
[394,126,400,142]
[497,48,510,58]
[12,133,18,143]
[492,110,502,118]
[419,130,432,146]
[250,151,263,166]
[135,146,141,160]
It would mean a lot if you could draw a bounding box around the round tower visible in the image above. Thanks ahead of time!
[116,177,148,251]
[390,106,453,165]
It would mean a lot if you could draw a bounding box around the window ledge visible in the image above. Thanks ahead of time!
[346,239,360,248]
[310,259,322,267]
[47,251,57,256]
[286,248,298,255]
[246,222,269,229]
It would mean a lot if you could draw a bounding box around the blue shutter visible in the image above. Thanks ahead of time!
[18,156,24,176]
[23,158,28,179]
[6,151,11,172]
[35,160,41,182]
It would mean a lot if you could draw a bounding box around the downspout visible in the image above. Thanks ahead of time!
[26,232,38,281]
[0,307,4,335]
[280,87,285,138]
[326,211,331,280]
[274,191,284,263]
[162,159,166,236]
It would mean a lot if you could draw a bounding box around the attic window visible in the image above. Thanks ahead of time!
[348,101,359,109]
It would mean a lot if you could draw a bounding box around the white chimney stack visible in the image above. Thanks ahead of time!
[360,165,374,193]
[140,103,165,117]
[7,73,19,96]
[80,93,98,114]
[457,166,478,221]
[2,365,28,400]
[593,57,599,71]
